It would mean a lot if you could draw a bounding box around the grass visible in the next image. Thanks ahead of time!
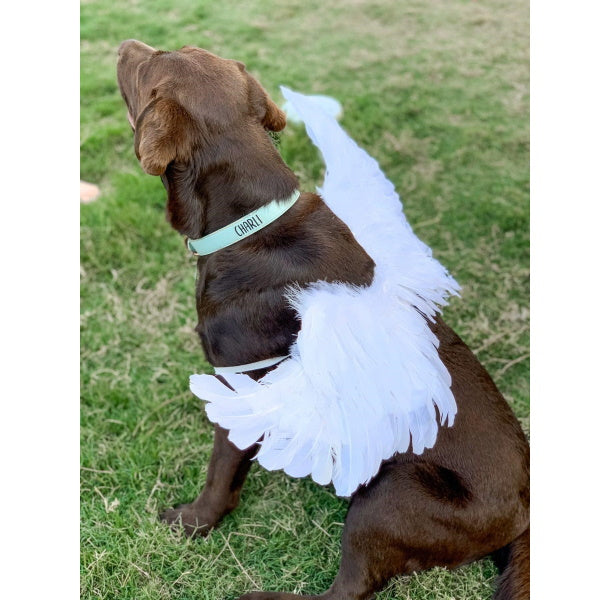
[80,0,529,598]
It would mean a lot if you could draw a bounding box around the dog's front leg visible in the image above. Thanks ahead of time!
[161,425,257,537]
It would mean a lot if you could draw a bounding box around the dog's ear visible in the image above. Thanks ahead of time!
[237,62,286,132]
[134,97,195,175]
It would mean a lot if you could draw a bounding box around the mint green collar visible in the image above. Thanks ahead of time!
[187,190,301,256]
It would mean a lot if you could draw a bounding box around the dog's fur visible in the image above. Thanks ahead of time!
[117,40,530,600]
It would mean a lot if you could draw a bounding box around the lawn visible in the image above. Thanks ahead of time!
[80,1,529,598]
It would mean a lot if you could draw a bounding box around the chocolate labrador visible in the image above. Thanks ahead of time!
[116,40,529,600]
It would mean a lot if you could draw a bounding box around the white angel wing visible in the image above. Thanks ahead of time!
[190,88,459,497]
[279,86,459,319]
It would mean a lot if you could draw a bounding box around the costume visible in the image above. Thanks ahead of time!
[190,87,460,497]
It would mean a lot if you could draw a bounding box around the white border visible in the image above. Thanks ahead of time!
[0,1,79,597]
[532,1,600,597]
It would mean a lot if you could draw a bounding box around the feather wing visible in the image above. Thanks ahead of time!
[189,88,460,497]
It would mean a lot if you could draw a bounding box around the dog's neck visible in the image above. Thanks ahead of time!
[161,125,299,240]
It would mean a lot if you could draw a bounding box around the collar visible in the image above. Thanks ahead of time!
[187,190,301,256]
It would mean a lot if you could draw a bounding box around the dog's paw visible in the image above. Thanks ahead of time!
[159,503,219,538]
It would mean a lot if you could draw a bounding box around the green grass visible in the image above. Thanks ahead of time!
[80,0,529,598]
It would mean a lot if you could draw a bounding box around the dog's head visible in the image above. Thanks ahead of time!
[117,40,287,176]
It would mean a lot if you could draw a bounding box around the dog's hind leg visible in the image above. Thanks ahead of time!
[235,460,528,600]
[235,496,410,600]
[161,425,257,537]
[234,474,440,600]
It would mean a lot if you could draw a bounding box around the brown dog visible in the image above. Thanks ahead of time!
[117,40,529,600]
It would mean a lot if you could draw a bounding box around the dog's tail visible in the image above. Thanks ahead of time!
[492,527,530,600]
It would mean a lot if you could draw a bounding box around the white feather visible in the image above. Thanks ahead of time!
[189,88,460,497]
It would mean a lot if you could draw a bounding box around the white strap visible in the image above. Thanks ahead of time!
[213,355,289,375]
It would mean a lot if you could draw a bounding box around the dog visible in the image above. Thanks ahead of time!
[117,40,530,600]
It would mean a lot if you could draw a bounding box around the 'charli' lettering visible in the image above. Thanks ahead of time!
[234,214,264,237]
